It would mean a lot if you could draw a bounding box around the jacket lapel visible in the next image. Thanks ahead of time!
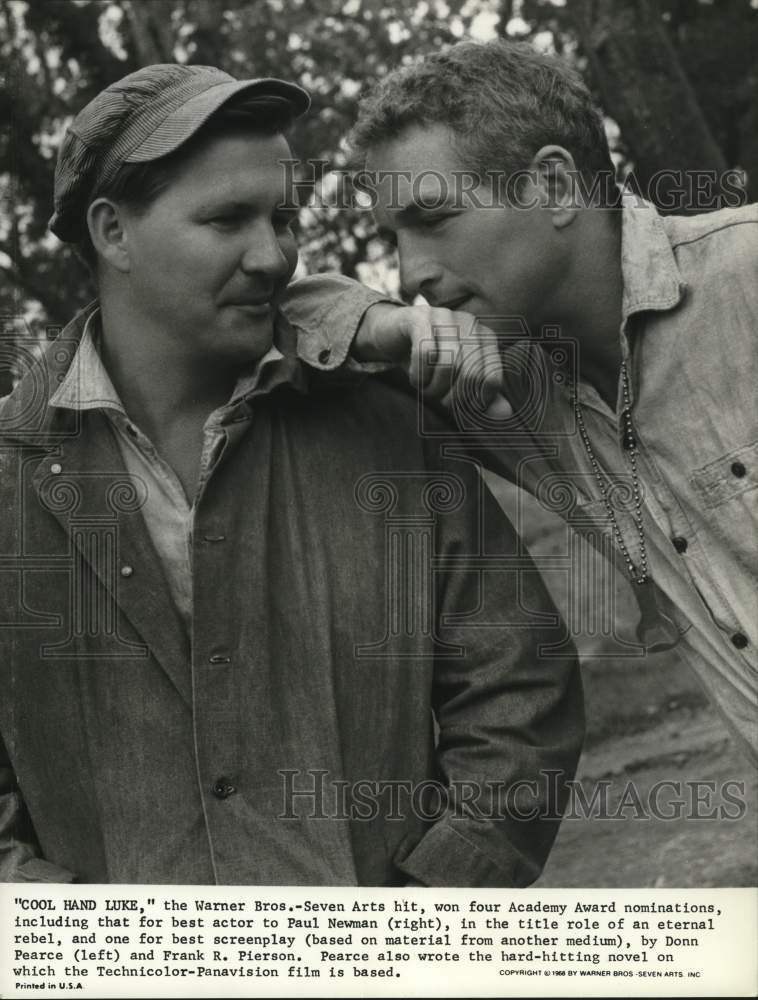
[29,414,192,704]
[1,310,192,705]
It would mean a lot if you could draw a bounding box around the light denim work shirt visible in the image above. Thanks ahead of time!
[285,199,758,763]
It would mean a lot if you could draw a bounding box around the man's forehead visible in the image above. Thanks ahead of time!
[365,122,465,170]
[168,131,293,195]
[364,124,487,213]
[375,178,460,217]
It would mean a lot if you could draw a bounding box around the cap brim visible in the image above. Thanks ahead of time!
[124,77,310,164]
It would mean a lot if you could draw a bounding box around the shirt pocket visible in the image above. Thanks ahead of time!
[688,439,758,586]
[689,440,758,509]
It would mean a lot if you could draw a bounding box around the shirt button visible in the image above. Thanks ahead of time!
[50,463,62,475]
[212,778,236,799]
[317,348,331,364]
[120,565,134,578]
[672,536,688,554]
[731,632,749,650]
[730,461,746,478]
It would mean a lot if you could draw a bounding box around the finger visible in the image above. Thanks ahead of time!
[437,381,512,424]
[406,327,452,391]
[423,308,474,398]
[454,340,502,410]
[484,394,513,420]
[421,340,458,399]
[441,340,513,423]
[406,322,460,398]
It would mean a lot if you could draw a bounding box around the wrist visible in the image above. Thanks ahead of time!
[353,302,405,362]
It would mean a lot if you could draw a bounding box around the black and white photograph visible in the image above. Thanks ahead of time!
[0,0,756,994]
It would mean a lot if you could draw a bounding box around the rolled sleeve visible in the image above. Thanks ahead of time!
[281,274,398,371]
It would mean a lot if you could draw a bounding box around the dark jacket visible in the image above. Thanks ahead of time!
[0,304,583,885]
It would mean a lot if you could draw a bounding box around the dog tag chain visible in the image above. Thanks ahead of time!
[571,363,680,653]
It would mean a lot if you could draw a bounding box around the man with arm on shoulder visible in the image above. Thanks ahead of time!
[0,62,583,885]
[290,39,757,763]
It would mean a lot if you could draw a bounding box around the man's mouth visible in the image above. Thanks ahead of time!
[224,295,276,315]
[437,294,473,311]
[231,301,272,312]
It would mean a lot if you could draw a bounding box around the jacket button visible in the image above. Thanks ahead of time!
[730,461,746,478]
[50,463,62,475]
[212,778,236,799]
[209,654,231,664]
[317,348,331,364]
[672,536,688,554]
[731,632,749,650]
[120,565,134,577]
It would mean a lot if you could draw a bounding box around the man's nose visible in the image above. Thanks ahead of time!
[397,236,443,303]
[240,223,292,279]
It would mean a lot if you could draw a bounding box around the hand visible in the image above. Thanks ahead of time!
[354,303,512,420]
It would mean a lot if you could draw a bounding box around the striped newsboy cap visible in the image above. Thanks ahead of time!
[50,63,310,243]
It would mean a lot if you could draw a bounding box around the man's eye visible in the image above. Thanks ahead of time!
[208,216,239,229]
[418,214,451,229]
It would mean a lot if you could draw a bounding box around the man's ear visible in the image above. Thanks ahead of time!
[87,198,131,273]
[530,145,579,230]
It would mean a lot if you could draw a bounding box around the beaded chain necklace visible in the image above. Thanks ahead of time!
[571,361,680,653]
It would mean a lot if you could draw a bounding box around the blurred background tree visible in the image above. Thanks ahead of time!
[1,0,756,365]
[1,1,756,883]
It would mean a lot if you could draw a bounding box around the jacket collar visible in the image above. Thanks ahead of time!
[0,301,95,449]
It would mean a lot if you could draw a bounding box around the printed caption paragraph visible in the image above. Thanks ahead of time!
[1,886,756,998]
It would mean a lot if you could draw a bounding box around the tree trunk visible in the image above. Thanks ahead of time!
[186,0,236,67]
[571,0,730,213]
[123,0,176,65]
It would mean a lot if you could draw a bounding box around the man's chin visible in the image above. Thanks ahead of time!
[216,318,276,363]
[226,305,276,332]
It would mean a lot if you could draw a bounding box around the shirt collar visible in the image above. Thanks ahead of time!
[49,306,299,419]
[619,195,687,323]
[571,198,688,417]
[48,309,125,414]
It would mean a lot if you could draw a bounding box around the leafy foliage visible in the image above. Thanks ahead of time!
[1,0,756,350]
[1,0,476,337]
